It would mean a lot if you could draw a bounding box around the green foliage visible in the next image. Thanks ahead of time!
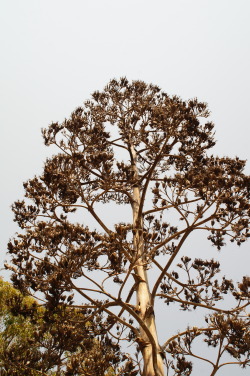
[0,278,43,375]
[0,278,123,375]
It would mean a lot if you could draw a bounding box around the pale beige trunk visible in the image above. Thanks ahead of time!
[131,146,164,376]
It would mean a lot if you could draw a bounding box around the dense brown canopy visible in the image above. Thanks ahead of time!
[7,78,250,375]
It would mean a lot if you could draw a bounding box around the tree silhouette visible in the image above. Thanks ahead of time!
[7,78,250,375]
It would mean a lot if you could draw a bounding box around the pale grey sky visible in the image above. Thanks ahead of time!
[0,1,250,375]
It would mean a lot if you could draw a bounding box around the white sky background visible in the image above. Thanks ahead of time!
[0,1,250,375]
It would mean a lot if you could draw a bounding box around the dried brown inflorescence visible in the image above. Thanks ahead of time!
[7,78,250,375]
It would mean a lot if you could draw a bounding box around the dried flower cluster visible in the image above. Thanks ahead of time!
[7,78,250,375]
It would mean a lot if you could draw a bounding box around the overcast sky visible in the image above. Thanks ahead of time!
[1,1,250,374]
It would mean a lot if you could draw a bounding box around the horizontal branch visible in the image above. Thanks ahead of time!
[143,198,201,216]
[156,293,231,314]
[218,359,250,369]
[162,326,217,350]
